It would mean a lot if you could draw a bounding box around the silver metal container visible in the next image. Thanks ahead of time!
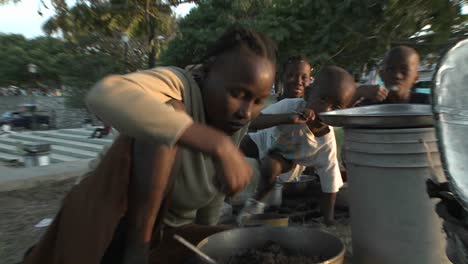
[24,152,50,167]
[23,142,51,167]
[281,175,319,198]
[433,38,468,211]
[319,104,433,128]
[196,227,345,264]
[263,183,283,208]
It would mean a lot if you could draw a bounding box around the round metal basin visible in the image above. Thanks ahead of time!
[196,226,345,264]
[280,175,320,198]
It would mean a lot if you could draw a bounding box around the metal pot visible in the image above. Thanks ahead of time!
[196,226,345,264]
[243,213,289,227]
[281,175,320,198]
[262,183,283,207]
[319,104,433,128]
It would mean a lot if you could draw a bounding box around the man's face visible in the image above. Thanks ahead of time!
[202,50,275,135]
[380,53,419,99]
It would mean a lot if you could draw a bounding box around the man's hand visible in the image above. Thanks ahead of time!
[236,198,266,226]
[357,85,389,102]
[122,245,149,264]
[213,137,253,196]
[178,123,253,196]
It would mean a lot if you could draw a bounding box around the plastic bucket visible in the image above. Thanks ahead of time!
[343,127,449,264]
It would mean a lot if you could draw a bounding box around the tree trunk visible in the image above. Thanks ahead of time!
[146,0,156,69]
[148,23,156,68]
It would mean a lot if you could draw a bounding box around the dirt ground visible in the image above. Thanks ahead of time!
[0,178,76,264]
[0,178,352,264]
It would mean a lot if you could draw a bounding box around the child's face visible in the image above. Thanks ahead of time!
[282,61,311,98]
[202,50,275,135]
[307,81,356,130]
[380,53,419,97]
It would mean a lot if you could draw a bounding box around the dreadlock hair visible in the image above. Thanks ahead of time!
[281,55,312,75]
[199,25,278,74]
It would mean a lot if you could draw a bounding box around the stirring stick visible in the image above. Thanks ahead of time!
[173,234,218,264]
[293,110,307,119]
[421,140,441,183]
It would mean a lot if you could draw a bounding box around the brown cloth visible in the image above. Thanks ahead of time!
[23,136,231,264]
[23,136,179,264]
[23,136,135,264]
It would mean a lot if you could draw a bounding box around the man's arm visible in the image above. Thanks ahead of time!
[249,113,298,130]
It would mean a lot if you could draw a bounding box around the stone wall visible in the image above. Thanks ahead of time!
[0,96,100,129]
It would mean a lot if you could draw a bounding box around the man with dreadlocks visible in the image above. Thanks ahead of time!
[23,25,277,264]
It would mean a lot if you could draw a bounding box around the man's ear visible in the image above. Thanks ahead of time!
[414,70,420,84]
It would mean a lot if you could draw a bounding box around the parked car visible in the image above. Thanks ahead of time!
[0,104,50,129]
[412,80,432,95]
[412,70,434,95]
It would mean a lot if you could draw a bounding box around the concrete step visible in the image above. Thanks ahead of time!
[0,137,97,159]
[9,133,104,152]
[0,142,23,156]
[0,137,99,159]
[0,152,22,162]
[49,153,80,163]
[58,128,97,137]
[33,131,113,145]
[0,143,78,163]
[59,128,117,137]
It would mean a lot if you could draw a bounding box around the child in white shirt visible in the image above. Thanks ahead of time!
[240,66,357,224]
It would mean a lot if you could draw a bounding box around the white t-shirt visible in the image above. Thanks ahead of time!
[248,98,343,193]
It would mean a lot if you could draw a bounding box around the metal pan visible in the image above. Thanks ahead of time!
[432,38,468,211]
[196,227,345,264]
[318,104,433,128]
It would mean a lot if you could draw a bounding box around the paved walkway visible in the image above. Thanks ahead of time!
[0,159,91,192]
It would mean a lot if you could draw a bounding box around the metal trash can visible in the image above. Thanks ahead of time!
[344,128,449,264]
[23,142,51,167]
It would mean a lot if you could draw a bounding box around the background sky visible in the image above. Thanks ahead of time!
[0,0,196,38]
[0,1,466,39]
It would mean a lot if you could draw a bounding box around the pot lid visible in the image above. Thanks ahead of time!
[432,38,468,210]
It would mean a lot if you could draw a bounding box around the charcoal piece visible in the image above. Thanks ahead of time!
[223,241,323,264]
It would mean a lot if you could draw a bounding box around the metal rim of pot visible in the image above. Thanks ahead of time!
[432,37,468,211]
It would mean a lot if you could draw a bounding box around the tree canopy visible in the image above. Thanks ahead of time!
[161,0,467,73]
[0,0,466,108]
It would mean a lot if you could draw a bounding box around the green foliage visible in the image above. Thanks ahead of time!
[0,33,131,108]
[161,0,467,74]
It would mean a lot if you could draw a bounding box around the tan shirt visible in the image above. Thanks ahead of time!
[86,67,247,226]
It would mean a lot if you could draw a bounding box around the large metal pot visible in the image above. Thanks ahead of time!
[196,227,345,264]
[318,104,433,128]
[280,175,320,198]
[243,213,289,227]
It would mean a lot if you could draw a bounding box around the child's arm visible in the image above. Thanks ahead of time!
[353,84,388,105]
[250,99,314,130]
[249,113,307,130]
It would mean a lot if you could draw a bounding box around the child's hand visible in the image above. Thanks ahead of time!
[289,108,315,124]
[358,85,388,102]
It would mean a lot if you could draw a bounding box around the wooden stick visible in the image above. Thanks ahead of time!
[173,234,218,264]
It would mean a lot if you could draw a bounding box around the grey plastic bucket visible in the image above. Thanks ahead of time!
[343,127,450,264]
